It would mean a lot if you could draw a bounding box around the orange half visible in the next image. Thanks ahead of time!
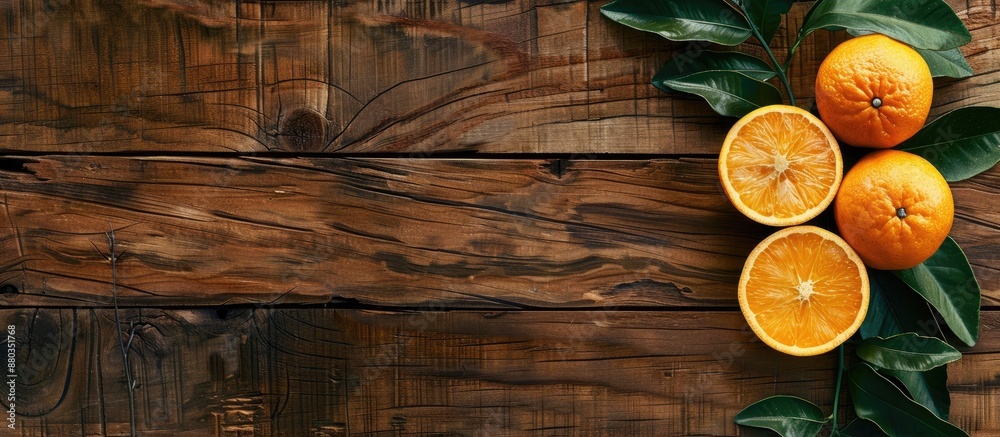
[719,105,843,226]
[739,226,869,356]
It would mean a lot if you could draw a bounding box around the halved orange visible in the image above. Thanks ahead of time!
[719,105,842,226]
[739,226,869,356]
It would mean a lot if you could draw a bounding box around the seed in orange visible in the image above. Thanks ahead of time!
[834,150,953,271]
[739,226,869,356]
[719,105,842,227]
[815,34,933,148]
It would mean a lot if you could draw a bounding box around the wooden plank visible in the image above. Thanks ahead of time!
[1,1,997,154]
[2,155,998,308]
[0,155,755,307]
[3,308,997,435]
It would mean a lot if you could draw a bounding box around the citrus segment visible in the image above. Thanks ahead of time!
[739,226,869,356]
[834,150,954,270]
[815,34,933,148]
[719,105,842,226]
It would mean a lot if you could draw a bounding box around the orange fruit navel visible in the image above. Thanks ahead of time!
[815,34,933,148]
[834,149,954,270]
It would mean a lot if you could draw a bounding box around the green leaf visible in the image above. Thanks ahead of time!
[657,70,781,117]
[886,366,951,420]
[734,395,827,437]
[860,271,893,339]
[898,106,1000,182]
[848,363,968,436]
[742,0,794,44]
[857,333,960,371]
[893,237,981,347]
[916,47,974,78]
[600,0,752,46]
[652,50,776,94]
[853,272,956,421]
[860,270,938,339]
[799,0,971,50]
[839,418,889,437]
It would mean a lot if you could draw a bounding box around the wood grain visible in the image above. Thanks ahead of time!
[3,308,997,436]
[1,1,997,154]
[2,0,999,434]
[0,155,759,307]
[1,155,998,308]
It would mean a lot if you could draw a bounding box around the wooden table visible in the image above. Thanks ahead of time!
[1,1,997,435]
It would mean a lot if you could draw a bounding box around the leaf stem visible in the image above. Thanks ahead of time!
[831,344,845,431]
[783,38,802,76]
[738,4,796,106]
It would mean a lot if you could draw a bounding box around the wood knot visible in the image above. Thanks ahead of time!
[278,108,327,152]
[545,158,570,178]
[390,415,408,429]
[0,284,17,296]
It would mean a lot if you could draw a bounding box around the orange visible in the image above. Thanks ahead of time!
[719,105,842,227]
[739,226,869,356]
[834,150,953,270]
[815,34,933,148]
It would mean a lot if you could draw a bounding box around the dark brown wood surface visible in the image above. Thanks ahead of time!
[1,1,997,154]
[3,309,998,435]
[1,0,999,435]
[1,155,1000,309]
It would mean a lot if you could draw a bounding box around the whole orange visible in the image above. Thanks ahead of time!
[815,34,933,148]
[833,150,953,270]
